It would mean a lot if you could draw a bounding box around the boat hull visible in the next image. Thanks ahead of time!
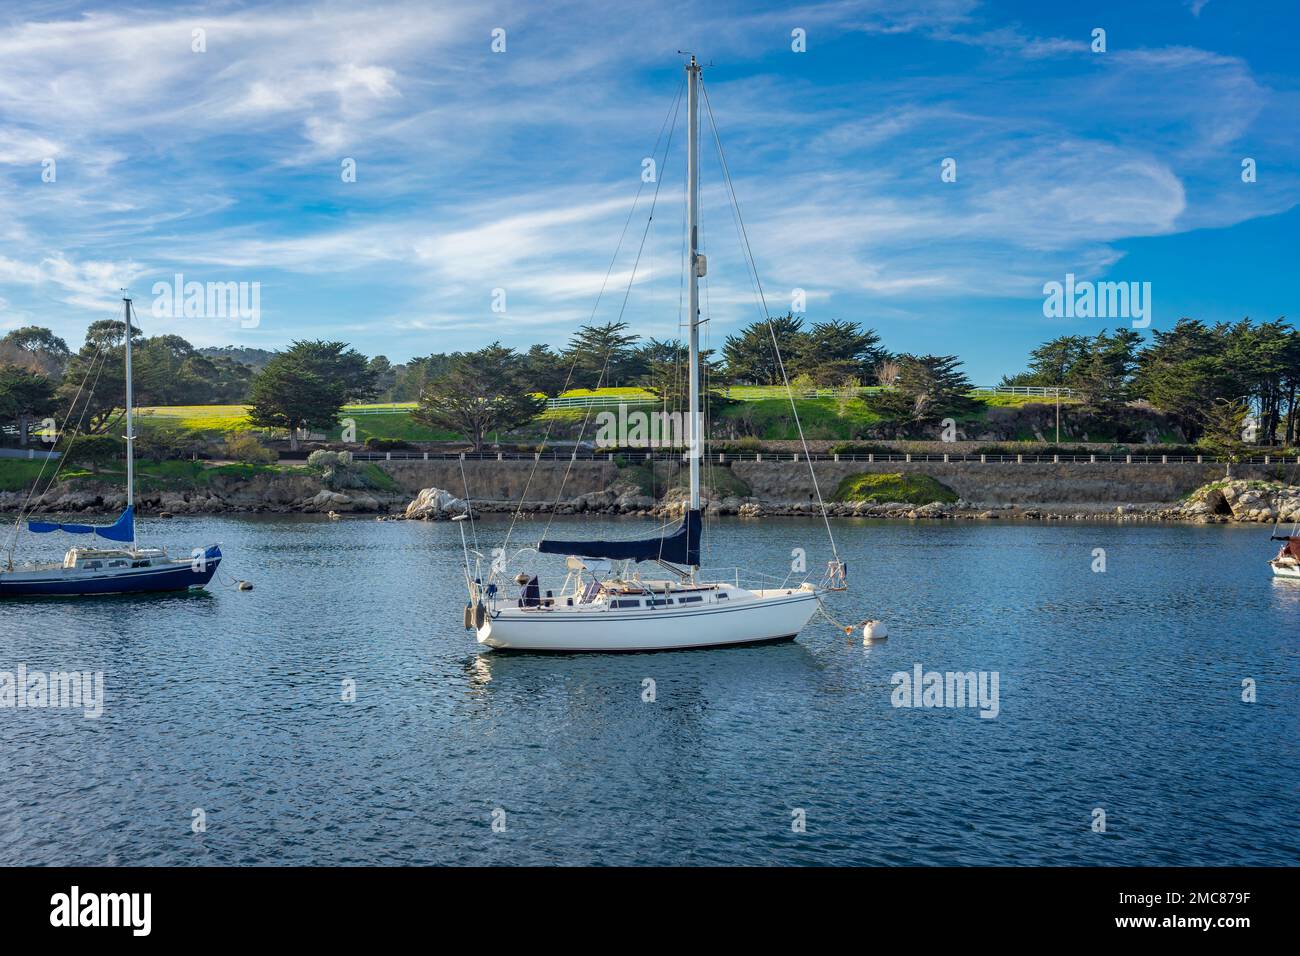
[1270,561,1300,580]
[0,546,221,597]
[477,587,820,652]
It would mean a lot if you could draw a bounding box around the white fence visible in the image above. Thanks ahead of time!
[542,384,1074,409]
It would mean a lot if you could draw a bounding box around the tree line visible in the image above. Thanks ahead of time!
[1,313,1295,452]
[1001,318,1300,446]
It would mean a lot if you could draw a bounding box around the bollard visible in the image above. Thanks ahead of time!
[423,451,428,461]
[1090,454,1095,464]
[943,453,949,463]
[980,454,986,464]
[1016,454,1023,464]
[1161,455,1167,464]
[1126,455,1132,464]
[834,453,839,462]
[868,453,874,463]
[905,453,912,463]
[1197,455,1202,464]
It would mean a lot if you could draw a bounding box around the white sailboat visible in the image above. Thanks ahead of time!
[1269,521,1300,579]
[459,56,844,652]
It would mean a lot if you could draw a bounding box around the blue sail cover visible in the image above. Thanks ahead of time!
[538,509,701,567]
[29,505,135,543]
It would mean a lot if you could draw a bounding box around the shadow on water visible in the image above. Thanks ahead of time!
[0,588,216,607]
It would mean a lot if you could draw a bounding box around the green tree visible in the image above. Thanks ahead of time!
[247,351,346,451]
[1134,319,1232,441]
[413,343,542,451]
[1199,397,1251,461]
[286,340,379,403]
[0,365,58,446]
[1001,335,1090,388]
[564,322,640,389]
[1070,329,1141,419]
[61,433,122,473]
[0,326,71,377]
[791,320,883,385]
[56,317,142,434]
[519,344,568,397]
[872,354,975,428]
[722,314,805,385]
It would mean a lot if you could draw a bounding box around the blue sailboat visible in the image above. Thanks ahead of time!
[0,296,221,597]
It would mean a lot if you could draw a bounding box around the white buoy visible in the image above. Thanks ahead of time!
[862,620,888,643]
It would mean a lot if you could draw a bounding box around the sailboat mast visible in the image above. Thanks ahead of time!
[123,295,136,549]
[686,55,702,514]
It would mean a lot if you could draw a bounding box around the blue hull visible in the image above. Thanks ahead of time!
[0,546,221,598]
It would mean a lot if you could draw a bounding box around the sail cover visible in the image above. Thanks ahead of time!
[29,505,135,543]
[538,509,701,567]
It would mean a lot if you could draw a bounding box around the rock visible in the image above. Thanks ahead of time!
[309,490,351,511]
[403,487,467,520]
[738,502,763,518]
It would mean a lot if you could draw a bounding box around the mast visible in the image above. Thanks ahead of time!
[686,55,702,515]
[123,295,136,550]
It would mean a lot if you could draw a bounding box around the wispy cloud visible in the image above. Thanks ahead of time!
[0,0,1294,371]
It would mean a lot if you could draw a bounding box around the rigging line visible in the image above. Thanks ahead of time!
[539,78,684,544]
[701,81,840,561]
[458,454,479,554]
[4,339,110,560]
[501,75,685,557]
[36,341,110,504]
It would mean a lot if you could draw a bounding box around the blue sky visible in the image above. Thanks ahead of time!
[0,0,1296,383]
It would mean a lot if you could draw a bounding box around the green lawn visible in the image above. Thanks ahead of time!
[123,389,1103,446]
[137,404,458,442]
[719,397,885,440]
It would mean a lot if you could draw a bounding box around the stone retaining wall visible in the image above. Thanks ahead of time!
[377,458,1300,509]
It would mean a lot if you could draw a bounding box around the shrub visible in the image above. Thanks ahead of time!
[137,422,199,462]
[306,449,370,489]
[831,472,958,505]
[61,434,122,472]
[364,437,412,451]
[827,442,895,457]
[222,431,277,464]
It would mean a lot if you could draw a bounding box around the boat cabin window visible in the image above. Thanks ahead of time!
[83,561,102,570]
[678,595,703,604]
[108,560,128,568]
[132,560,151,568]
[612,599,641,608]
[716,592,727,600]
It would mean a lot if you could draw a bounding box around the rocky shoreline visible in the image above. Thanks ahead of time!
[3,478,1295,526]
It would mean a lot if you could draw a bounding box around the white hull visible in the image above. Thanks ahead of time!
[1271,561,1300,579]
[477,585,820,652]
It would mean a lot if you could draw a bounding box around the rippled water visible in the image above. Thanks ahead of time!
[0,514,1296,866]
